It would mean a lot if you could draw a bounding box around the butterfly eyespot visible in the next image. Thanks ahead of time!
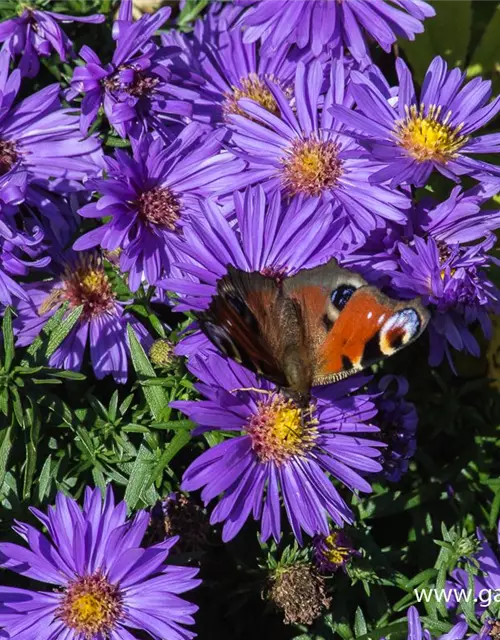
[331,285,355,311]
[380,309,421,355]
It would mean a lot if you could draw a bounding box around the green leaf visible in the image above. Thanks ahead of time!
[149,419,195,431]
[124,441,154,509]
[127,324,168,421]
[46,306,84,358]
[0,426,13,493]
[400,0,472,81]
[23,406,40,500]
[109,390,119,423]
[46,370,86,381]
[177,0,209,27]
[470,3,500,76]
[23,303,69,364]
[2,307,14,372]
[0,388,9,417]
[37,455,53,502]
[354,608,368,638]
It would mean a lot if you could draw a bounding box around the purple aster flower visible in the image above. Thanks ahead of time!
[344,184,500,367]
[159,184,347,313]
[0,5,105,78]
[235,0,435,63]
[0,49,103,187]
[372,375,417,482]
[313,529,358,573]
[408,183,500,246]
[331,56,500,187]
[14,251,151,383]
[73,123,244,290]
[173,350,384,543]
[0,485,200,639]
[391,235,500,367]
[71,1,194,138]
[344,182,500,285]
[167,16,315,125]
[225,58,410,246]
[405,606,468,640]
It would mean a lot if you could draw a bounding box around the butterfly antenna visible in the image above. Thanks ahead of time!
[229,387,274,396]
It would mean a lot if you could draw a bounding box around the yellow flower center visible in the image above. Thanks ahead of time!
[56,573,123,638]
[395,104,469,163]
[72,594,104,626]
[246,396,317,463]
[39,258,116,319]
[282,136,343,197]
[224,73,281,118]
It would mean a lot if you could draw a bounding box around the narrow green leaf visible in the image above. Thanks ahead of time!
[109,390,119,423]
[0,426,13,493]
[46,306,84,358]
[23,303,69,363]
[23,406,40,500]
[2,307,15,372]
[149,419,195,431]
[127,324,168,421]
[11,387,24,428]
[177,0,209,27]
[37,455,53,502]
[0,388,9,417]
[46,370,86,381]
[354,608,367,638]
[124,441,154,509]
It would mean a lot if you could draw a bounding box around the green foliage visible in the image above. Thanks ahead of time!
[399,0,500,94]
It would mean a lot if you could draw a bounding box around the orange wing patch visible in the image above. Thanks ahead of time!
[318,290,393,375]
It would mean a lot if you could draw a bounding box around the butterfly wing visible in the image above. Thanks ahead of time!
[197,266,300,388]
[282,258,430,385]
[312,286,430,384]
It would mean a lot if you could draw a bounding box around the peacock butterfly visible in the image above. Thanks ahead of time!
[196,258,430,398]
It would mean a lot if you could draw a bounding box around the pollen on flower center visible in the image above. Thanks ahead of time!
[224,73,280,117]
[137,187,181,230]
[127,71,160,97]
[395,104,469,163]
[281,137,343,197]
[56,572,123,638]
[103,67,159,97]
[39,257,116,318]
[246,396,317,463]
[0,140,18,175]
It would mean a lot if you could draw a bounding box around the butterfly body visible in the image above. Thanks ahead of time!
[197,259,430,396]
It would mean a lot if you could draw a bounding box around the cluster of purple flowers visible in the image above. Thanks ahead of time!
[0,0,499,637]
